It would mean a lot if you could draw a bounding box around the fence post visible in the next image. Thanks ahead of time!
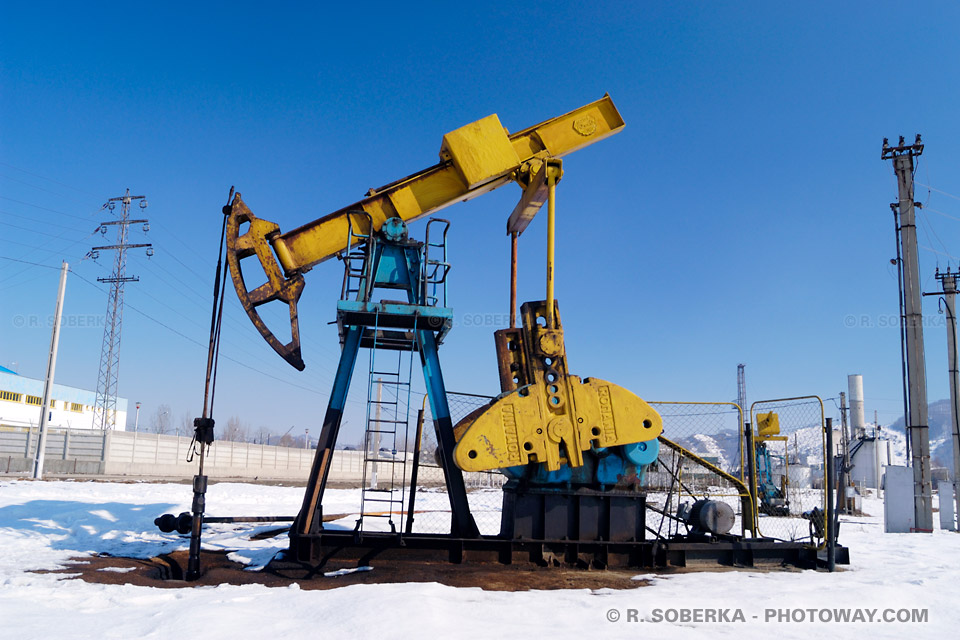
[744,422,757,535]
[825,417,836,572]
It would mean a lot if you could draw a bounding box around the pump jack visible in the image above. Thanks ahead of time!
[209,95,841,571]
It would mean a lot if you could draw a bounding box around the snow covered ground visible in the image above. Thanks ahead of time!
[1,478,957,639]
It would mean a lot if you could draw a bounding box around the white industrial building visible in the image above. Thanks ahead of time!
[0,366,128,431]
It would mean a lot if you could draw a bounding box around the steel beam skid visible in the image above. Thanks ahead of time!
[279,477,849,571]
[275,530,848,574]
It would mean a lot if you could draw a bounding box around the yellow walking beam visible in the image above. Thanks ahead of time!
[269,95,623,275]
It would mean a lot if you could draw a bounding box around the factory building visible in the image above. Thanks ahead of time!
[0,366,128,431]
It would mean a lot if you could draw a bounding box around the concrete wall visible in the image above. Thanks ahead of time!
[0,426,503,488]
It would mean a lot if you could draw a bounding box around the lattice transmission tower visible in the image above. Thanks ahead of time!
[90,189,153,430]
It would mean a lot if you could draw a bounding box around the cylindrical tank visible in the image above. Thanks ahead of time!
[848,374,865,437]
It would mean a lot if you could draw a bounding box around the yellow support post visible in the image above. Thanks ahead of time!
[546,168,556,329]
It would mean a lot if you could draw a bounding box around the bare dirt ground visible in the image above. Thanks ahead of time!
[37,550,652,591]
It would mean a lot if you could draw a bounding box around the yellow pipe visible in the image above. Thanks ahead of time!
[546,170,556,328]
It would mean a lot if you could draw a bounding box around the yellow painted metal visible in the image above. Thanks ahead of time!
[440,114,520,189]
[756,412,780,437]
[264,94,624,275]
[226,195,306,370]
[657,434,756,536]
[506,157,563,235]
[749,396,828,549]
[453,301,662,472]
[546,166,557,330]
[226,96,623,369]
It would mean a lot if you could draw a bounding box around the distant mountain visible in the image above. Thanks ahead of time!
[673,421,914,474]
[888,399,957,470]
[675,429,741,472]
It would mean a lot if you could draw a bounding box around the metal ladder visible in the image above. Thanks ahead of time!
[422,218,451,307]
[357,309,419,535]
[341,211,374,302]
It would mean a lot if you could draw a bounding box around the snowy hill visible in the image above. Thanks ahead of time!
[888,399,956,471]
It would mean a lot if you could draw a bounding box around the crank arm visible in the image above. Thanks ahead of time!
[226,192,306,370]
[453,376,662,472]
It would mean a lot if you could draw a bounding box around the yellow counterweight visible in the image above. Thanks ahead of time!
[453,301,663,472]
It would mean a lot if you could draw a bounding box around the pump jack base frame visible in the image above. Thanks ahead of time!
[270,531,848,576]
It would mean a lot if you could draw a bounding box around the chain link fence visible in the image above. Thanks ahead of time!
[646,402,752,538]
[358,391,827,545]
[749,396,827,545]
[407,391,504,535]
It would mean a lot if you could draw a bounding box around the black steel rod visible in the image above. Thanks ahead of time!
[204,516,295,524]
[825,417,836,572]
[405,407,426,535]
[744,422,757,535]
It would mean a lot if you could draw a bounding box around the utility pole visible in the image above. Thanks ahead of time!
[882,135,933,532]
[33,262,68,480]
[839,391,851,512]
[90,189,152,431]
[934,268,960,530]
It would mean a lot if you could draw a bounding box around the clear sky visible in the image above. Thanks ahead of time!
[4,2,960,443]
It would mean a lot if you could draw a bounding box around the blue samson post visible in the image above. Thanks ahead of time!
[292,216,479,550]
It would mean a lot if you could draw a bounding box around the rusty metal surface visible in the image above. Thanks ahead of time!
[225,193,305,370]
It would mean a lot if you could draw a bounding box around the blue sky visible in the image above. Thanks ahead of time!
[3,2,960,441]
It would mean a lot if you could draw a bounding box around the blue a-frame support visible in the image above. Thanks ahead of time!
[292,224,479,540]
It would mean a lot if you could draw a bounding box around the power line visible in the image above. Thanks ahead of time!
[0,256,63,269]
[917,181,960,202]
[69,269,330,398]
[0,161,99,197]
[0,195,98,221]
[0,219,94,240]
[0,208,97,233]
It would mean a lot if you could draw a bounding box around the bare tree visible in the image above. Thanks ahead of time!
[179,412,193,437]
[222,416,248,442]
[151,404,172,435]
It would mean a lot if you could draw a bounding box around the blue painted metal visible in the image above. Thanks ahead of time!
[504,438,661,488]
[381,217,408,243]
[295,217,478,538]
[623,439,659,466]
[329,326,362,411]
